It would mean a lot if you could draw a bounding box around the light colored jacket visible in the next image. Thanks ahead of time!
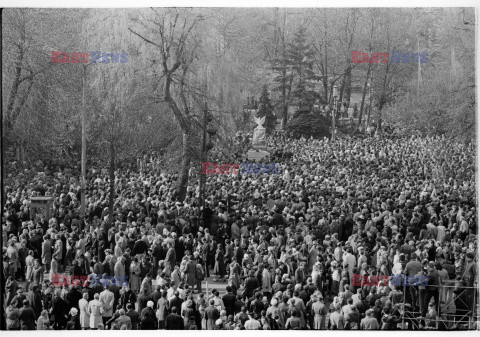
[114,260,125,278]
[79,298,90,328]
[88,299,103,328]
[99,290,114,317]
[25,255,35,281]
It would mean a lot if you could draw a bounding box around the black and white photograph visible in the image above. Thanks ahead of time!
[1,1,478,332]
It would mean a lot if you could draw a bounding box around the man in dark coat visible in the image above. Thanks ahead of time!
[243,271,259,299]
[126,303,140,330]
[19,300,36,330]
[66,286,83,311]
[222,286,236,317]
[150,286,162,310]
[165,242,176,271]
[165,306,184,330]
[51,289,68,330]
[132,237,148,256]
[26,284,42,319]
[204,299,220,330]
[137,288,150,314]
[68,307,81,330]
[169,290,183,313]
[12,288,27,309]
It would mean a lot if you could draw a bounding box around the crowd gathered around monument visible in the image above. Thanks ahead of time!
[2,130,478,330]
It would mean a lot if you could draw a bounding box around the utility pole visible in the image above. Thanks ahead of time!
[81,63,87,218]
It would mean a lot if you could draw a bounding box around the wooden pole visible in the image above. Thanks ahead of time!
[81,64,87,218]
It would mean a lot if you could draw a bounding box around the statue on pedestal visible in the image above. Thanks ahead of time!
[252,116,266,148]
[247,115,270,161]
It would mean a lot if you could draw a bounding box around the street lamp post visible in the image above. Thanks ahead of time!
[332,85,338,142]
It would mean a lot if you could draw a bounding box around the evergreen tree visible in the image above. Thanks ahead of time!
[287,27,319,110]
[271,50,294,128]
[257,84,276,134]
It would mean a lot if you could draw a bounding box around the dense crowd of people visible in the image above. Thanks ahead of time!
[2,132,478,330]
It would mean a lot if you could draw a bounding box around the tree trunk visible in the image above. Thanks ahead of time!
[164,65,192,203]
[282,66,288,127]
[176,132,191,202]
[344,66,352,106]
[358,63,372,128]
[376,61,390,132]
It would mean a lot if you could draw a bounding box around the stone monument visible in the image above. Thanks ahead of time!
[247,115,270,161]
[252,116,266,148]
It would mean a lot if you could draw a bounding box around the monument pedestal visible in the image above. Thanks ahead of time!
[248,118,270,161]
[247,148,270,161]
[252,127,266,148]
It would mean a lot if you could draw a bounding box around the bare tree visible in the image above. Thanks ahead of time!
[129,8,203,201]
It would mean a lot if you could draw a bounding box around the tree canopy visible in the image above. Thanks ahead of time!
[2,8,475,196]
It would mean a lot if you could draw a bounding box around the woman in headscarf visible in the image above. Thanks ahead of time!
[228,259,241,291]
[129,257,141,294]
[36,310,51,330]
